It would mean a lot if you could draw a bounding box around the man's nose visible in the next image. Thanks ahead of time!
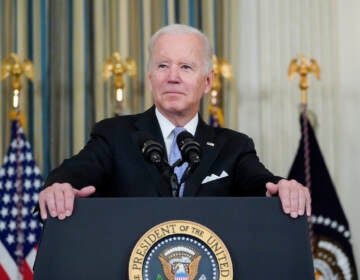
[167,66,180,83]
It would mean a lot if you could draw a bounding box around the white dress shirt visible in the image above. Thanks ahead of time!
[155,108,198,159]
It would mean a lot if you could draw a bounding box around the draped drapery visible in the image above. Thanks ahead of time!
[236,0,337,177]
[0,0,48,174]
[234,0,359,271]
[0,0,238,175]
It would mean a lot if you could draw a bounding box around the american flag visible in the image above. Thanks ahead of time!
[0,119,43,280]
[208,104,224,128]
[209,112,220,128]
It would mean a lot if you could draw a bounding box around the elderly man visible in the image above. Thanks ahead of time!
[39,24,311,220]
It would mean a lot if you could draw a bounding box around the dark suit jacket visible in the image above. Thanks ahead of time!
[45,106,281,197]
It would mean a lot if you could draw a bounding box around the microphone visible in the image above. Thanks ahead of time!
[136,133,165,165]
[137,133,179,197]
[142,140,164,164]
[176,131,202,165]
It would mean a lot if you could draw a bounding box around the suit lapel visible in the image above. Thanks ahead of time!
[133,106,165,148]
[131,108,222,197]
[131,106,171,196]
[183,117,222,196]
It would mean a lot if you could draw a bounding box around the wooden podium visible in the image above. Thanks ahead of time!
[33,197,314,280]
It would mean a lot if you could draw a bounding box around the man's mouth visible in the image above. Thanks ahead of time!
[164,91,184,95]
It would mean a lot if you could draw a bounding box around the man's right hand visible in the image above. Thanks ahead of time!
[38,183,96,220]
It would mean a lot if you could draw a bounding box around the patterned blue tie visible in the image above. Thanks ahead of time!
[169,127,188,197]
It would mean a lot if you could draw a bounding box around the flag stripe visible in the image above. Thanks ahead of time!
[0,265,11,280]
[22,260,33,280]
[25,247,37,271]
[0,242,36,279]
[0,241,18,279]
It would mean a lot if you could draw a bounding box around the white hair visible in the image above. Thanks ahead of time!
[147,24,213,74]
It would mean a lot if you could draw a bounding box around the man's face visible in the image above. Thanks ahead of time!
[148,33,213,120]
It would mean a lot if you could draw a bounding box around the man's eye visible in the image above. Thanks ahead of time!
[158,64,168,69]
[182,65,192,70]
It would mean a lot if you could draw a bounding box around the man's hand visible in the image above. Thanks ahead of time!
[38,183,96,220]
[266,179,311,218]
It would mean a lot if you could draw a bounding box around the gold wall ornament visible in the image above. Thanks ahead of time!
[210,54,232,105]
[208,55,232,127]
[288,54,320,106]
[1,53,34,110]
[103,52,137,112]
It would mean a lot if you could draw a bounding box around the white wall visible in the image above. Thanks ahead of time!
[335,0,360,274]
[235,0,359,273]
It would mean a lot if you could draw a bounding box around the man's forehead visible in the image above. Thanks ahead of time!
[153,34,204,58]
[154,33,203,49]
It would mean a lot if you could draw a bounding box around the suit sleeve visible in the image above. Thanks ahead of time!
[233,136,282,196]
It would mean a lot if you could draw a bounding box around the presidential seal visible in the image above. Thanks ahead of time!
[129,220,233,280]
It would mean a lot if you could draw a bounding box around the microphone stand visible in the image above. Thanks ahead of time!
[154,158,199,197]
[179,163,196,186]
[140,138,188,197]
[168,159,182,197]
[169,159,199,197]
[140,133,201,197]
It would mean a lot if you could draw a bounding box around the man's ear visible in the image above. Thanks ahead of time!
[204,69,214,93]
[146,72,152,92]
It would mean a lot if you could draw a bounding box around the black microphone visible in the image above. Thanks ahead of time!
[137,133,179,197]
[136,133,165,165]
[176,131,202,165]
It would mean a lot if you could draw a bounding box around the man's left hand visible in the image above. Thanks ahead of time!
[266,179,311,218]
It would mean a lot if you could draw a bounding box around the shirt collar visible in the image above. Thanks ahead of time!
[155,108,198,139]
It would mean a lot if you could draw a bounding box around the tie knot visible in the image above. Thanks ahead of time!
[173,127,185,138]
